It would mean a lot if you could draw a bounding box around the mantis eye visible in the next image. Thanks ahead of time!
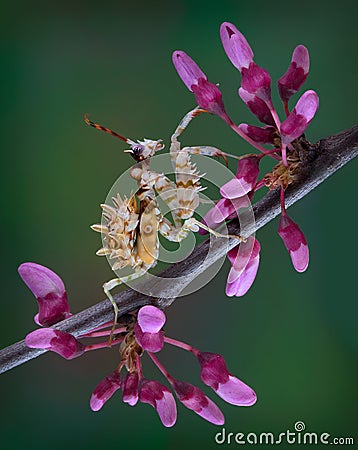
[131,145,144,158]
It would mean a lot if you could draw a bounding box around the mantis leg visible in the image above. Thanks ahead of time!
[181,145,240,165]
[183,217,245,242]
[170,106,207,154]
[103,270,146,343]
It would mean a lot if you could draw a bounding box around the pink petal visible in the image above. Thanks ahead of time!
[235,155,260,189]
[227,237,260,283]
[216,375,257,406]
[137,305,166,332]
[239,88,275,125]
[280,90,319,144]
[197,352,257,406]
[228,237,260,267]
[220,155,261,200]
[239,123,277,144]
[220,22,254,71]
[295,90,319,120]
[172,50,207,92]
[192,78,231,124]
[290,242,309,273]
[207,197,250,225]
[122,372,139,406]
[26,328,85,360]
[90,371,122,411]
[18,262,71,326]
[134,323,164,353]
[278,213,309,272]
[139,380,177,427]
[278,45,310,102]
[18,262,65,298]
[292,44,310,73]
[173,380,224,425]
[241,62,272,104]
[155,390,177,428]
[226,252,260,297]
[220,178,252,199]
[197,352,229,387]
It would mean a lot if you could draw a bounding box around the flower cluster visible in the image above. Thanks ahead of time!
[173,22,317,296]
[20,263,256,426]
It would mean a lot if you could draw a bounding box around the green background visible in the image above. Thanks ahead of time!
[0,1,357,449]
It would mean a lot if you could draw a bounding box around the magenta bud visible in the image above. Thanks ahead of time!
[197,352,257,406]
[278,213,309,272]
[18,262,71,326]
[172,50,207,91]
[280,90,319,144]
[139,380,177,427]
[239,88,275,126]
[134,305,165,352]
[134,323,164,353]
[200,196,251,235]
[172,379,224,425]
[90,371,122,411]
[241,62,272,104]
[220,156,260,199]
[25,328,85,360]
[220,22,254,71]
[226,237,260,297]
[239,124,277,144]
[122,372,139,406]
[192,78,232,123]
[172,50,231,123]
[278,45,310,103]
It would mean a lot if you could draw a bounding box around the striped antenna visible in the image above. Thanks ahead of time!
[84,114,128,143]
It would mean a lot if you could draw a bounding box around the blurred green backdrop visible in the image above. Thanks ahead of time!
[0,1,357,449]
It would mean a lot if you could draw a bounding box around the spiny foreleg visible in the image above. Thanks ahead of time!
[170,106,207,156]
[159,214,244,243]
[181,145,240,166]
[183,218,245,241]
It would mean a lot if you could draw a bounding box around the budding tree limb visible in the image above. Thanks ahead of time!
[0,125,357,374]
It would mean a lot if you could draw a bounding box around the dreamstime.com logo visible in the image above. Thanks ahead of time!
[214,421,355,446]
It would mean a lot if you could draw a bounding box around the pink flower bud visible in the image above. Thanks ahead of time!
[134,305,165,352]
[172,50,207,91]
[172,51,231,123]
[90,371,122,411]
[239,88,275,125]
[197,352,257,406]
[199,196,250,235]
[139,380,177,427]
[192,78,231,123]
[134,323,164,353]
[278,45,310,103]
[226,237,261,297]
[238,124,277,144]
[220,22,254,71]
[278,213,309,272]
[241,62,272,104]
[122,372,139,406]
[280,90,319,144]
[172,379,224,425]
[220,156,260,199]
[25,328,85,360]
[18,262,71,326]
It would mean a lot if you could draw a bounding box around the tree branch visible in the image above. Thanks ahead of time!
[1,125,357,374]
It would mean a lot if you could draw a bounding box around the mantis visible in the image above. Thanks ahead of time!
[85,107,243,333]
